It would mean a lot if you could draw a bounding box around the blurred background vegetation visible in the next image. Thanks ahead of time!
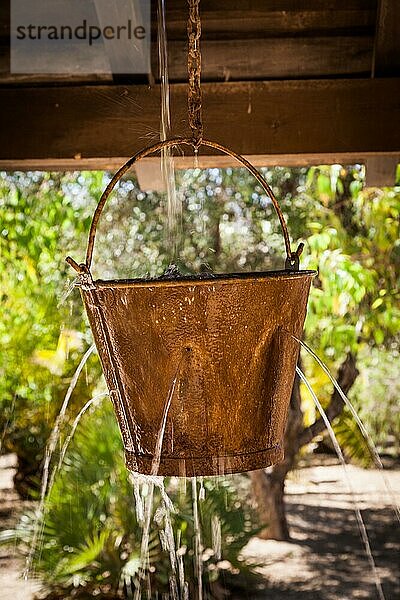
[0,164,399,597]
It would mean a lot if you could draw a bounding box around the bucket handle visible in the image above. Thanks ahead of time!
[66,138,303,274]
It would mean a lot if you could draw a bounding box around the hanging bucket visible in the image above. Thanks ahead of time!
[67,138,316,477]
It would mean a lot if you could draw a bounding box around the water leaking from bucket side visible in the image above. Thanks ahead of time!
[57,276,78,308]
[132,355,184,599]
[296,366,386,600]
[48,392,109,493]
[24,343,96,578]
[291,334,400,523]
[30,391,109,574]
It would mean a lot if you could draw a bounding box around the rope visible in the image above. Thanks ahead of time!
[187,0,203,148]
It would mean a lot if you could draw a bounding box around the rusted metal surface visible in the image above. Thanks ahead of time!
[79,270,314,476]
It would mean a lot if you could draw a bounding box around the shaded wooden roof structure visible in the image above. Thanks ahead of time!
[0,0,399,186]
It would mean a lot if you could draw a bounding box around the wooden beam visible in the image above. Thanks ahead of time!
[1,152,399,173]
[159,0,376,39]
[0,79,399,169]
[1,0,376,85]
[160,36,373,81]
[0,36,373,85]
[365,156,399,186]
[372,0,400,76]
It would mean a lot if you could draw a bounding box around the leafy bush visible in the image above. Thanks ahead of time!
[0,172,105,494]
[5,399,261,598]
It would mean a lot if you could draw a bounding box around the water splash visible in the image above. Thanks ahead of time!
[57,277,78,308]
[24,344,96,578]
[292,334,400,522]
[296,366,385,600]
[211,515,222,561]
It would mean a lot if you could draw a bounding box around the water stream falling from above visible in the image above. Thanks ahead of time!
[291,334,400,523]
[296,366,386,600]
[24,344,96,578]
[158,0,181,259]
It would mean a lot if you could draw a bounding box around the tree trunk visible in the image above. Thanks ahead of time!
[250,372,303,540]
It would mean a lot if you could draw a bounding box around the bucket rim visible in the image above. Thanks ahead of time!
[78,268,317,290]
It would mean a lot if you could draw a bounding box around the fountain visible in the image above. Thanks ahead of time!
[66,0,316,478]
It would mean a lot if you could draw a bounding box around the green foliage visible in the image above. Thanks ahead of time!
[0,171,102,493]
[90,166,310,279]
[3,400,261,598]
[349,347,400,453]
[298,166,400,456]
[302,166,400,359]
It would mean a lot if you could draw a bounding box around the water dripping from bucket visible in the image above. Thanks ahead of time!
[296,366,386,600]
[291,333,400,522]
[24,343,96,578]
[57,276,78,308]
[132,354,185,599]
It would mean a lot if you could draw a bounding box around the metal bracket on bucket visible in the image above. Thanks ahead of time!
[285,243,305,271]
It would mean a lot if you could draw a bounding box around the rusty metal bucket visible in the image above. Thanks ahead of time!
[67,138,316,477]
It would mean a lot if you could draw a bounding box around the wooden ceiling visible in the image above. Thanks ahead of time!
[0,0,399,184]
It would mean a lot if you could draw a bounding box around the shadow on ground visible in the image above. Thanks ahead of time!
[242,500,399,599]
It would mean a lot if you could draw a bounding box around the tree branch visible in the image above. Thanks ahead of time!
[298,352,359,448]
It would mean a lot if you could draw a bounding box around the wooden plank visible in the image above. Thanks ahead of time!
[157,1,376,40]
[2,0,378,42]
[0,35,373,85]
[160,37,374,81]
[1,0,376,85]
[372,0,400,76]
[1,153,399,173]
[365,156,399,186]
[0,79,399,167]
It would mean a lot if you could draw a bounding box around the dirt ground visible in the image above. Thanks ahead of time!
[242,457,400,600]
[0,453,399,600]
[0,454,41,599]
